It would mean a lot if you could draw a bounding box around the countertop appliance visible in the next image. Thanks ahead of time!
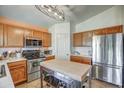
[92,33,123,87]
[25,37,42,47]
[22,50,46,82]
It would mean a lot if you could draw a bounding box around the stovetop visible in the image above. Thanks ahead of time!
[26,56,46,60]
[22,50,45,60]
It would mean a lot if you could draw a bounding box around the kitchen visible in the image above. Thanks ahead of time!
[0,5,123,88]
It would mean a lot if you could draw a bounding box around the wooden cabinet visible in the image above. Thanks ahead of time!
[70,55,91,65]
[0,24,51,48]
[73,33,82,47]
[82,31,93,47]
[4,25,24,47]
[45,55,55,61]
[73,31,92,47]
[8,60,27,86]
[70,55,82,63]
[33,30,43,39]
[0,24,4,47]
[24,29,33,37]
[43,32,51,47]
[73,25,122,47]
[94,25,123,35]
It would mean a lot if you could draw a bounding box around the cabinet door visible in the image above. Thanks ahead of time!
[0,24,3,47]
[82,31,93,47]
[33,30,43,39]
[45,55,55,61]
[24,29,33,37]
[73,33,82,47]
[70,55,82,63]
[4,25,24,47]
[9,65,26,85]
[43,32,51,47]
[8,61,27,85]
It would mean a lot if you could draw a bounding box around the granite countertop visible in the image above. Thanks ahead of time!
[0,57,27,88]
[40,59,91,81]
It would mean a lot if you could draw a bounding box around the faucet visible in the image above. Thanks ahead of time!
[73,51,80,55]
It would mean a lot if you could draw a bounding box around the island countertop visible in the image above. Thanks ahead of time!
[40,59,91,81]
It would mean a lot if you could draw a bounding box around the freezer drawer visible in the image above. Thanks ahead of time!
[93,65,122,86]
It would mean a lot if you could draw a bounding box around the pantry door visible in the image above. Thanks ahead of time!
[56,33,70,60]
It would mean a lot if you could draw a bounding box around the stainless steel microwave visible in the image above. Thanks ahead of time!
[25,37,42,47]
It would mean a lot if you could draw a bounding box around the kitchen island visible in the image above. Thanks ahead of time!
[40,59,91,88]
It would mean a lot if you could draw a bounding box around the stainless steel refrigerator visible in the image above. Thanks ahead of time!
[92,33,123,87]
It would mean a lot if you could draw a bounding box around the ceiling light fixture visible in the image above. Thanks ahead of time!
[35,5,65,21]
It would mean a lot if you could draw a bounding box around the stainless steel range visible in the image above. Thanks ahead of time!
[22,50,45,82]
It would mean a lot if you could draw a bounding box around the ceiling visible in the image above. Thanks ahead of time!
[0,5,113,28]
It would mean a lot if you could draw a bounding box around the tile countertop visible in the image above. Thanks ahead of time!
[0,57,27,88]
[40,59,91,82]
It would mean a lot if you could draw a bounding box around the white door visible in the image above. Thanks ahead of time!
[56,33,70,60]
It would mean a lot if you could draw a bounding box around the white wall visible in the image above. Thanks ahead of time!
[76,6,123,32]
[73,6,123,57]
[49,22,70,60]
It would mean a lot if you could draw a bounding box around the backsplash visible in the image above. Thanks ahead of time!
[73,47,92,57]
[0,47,52,55]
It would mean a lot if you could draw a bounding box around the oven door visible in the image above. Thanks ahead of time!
[27,61,40,74]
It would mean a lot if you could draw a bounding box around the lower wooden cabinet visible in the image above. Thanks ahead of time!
[45,55,55,61]
[8,60,27,86]
[70,55,91,65]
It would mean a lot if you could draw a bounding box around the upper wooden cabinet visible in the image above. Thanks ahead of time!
[0,24,4,47]
[24,29,33,37]
[73,25,122,47]
[43,32,51,47]
[73,33,82,47]
[82,31,93,47]
[94,25,123,35]
[73,31,93,47]
[4,25,24,47]
[33,30,43,39]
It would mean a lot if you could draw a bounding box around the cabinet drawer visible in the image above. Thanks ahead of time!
[70,55,91,65]
[8,60,26,68]
[70,55,82,62]
[45,55,55,61]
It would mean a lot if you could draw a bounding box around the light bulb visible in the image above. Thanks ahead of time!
[59,16,62,19]
[48,9,52,12]
[54,12,58,16]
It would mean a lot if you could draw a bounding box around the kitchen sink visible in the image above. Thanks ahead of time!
[0,64,6,78]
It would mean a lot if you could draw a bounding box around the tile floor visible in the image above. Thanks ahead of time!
[16,79,118,88]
